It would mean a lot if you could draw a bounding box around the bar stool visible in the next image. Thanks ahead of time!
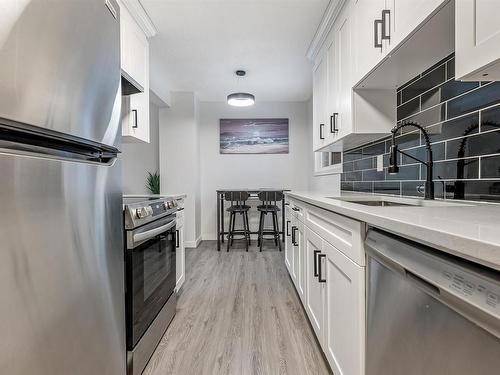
[257,191,283,252]
[225,191,251,252]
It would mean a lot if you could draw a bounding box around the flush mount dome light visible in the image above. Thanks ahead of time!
[227,70,255,106]
[227,92,255,107]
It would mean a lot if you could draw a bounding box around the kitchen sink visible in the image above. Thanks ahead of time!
[327,197,473,208]
[341,200,416,207]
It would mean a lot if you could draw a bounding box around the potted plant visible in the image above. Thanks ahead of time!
[146,171,160,195]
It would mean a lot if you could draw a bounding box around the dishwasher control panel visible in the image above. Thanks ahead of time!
[441,269,499,310]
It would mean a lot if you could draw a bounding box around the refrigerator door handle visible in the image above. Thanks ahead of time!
[0,120,119,165]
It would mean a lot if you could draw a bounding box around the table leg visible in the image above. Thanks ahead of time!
[282,196,285,242]
[217,192,221,251]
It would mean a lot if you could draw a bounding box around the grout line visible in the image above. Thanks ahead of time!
[397,81,496,123]
[397,76,455,109]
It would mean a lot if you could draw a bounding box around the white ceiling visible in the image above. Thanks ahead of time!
[141,0,329,102]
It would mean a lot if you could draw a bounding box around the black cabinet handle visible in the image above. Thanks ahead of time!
[374,19,383,49]
[330,115,334,133]
[132,109,138,128]
[293,227,298,247]
[332,113,339,133]
[319,123,325,140]
[176,229,180,248]
[292,207,300,212]
[313,250,321,277]
[286,220,291,236]
[381,9,391,41]
[318,253,326,283]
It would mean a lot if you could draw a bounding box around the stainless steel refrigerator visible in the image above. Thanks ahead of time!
[0,1,125,374]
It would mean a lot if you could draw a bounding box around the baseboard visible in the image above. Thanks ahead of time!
[185,236,201,248]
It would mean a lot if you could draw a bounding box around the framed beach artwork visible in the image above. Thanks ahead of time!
[219,118,289,154]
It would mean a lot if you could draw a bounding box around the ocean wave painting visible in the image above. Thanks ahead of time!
[220,118,289,154]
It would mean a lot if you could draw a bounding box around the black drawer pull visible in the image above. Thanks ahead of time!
[318,253,326,283]
[313,250,321,277]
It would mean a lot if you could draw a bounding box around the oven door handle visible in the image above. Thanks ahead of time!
[133,220,176,244]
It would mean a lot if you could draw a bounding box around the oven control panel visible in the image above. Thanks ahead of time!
[124,198,177,229]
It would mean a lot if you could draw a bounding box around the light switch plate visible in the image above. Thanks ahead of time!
[377,155,384,172]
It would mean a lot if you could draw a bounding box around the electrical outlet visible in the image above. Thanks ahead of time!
[377,155,384,172]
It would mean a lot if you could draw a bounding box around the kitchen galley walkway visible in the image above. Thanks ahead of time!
[143,241,331,375]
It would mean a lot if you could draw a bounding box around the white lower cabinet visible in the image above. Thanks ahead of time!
[175,210,185,292]
[324,241,365,375]
[296,220,306,303]
[305,227,326,341]
[286,197,365,375]
[285,205,293,274]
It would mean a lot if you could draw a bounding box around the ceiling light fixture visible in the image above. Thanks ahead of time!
[227,70,255,107]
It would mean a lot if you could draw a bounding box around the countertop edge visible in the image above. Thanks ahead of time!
[286,191,500,271]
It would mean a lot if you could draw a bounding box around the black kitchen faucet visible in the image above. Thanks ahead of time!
[388,121,434,200]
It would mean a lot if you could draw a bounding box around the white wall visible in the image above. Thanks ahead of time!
[307,97,341,193]
[159,92,201,247]
[121,101,160,194]
[199,101,310,240]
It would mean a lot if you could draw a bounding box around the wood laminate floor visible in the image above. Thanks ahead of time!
[143,240,332,375]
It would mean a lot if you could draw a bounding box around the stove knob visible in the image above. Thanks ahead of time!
[172,200,178,207]
[136,207,151,219]
[167,201,173,209]
[163,202,169,210]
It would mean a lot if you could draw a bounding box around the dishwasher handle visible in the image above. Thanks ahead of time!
[405,269,440,297]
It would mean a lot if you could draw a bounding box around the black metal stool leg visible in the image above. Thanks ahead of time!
[227,212,233,252]
[274,213,282,252]
[245,211,251,246]
[230,212,236,246]
[242,212,249,252]
[272,212,278,246]
[259,212,265,252]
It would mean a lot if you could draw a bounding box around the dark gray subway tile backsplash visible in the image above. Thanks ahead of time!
[341,53,500,202]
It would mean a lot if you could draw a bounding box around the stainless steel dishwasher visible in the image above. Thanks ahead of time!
[365,229,500,375]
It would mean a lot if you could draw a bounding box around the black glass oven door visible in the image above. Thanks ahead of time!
[126,216,176,350]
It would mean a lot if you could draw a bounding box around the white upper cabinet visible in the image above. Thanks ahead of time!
[119,0,153,143]
[456,0,500,80]
[335,10,353,140]
[313,55,328,151]
[352,0,386,84]
[120,2,148,90]
[310,0,448,150]
[385,0,444,50]
[326,38,338,144]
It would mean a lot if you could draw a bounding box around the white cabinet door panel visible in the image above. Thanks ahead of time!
[456,0,500,80]
[386,0,443,50]
[305,227,326,343]
[353,0,386,84]
[313,56,328,151]
[324,241,365,375]
[336,12,353,138]
[297,220,306,303]
[285,205,293,275]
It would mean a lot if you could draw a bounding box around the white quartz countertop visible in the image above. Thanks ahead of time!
[286,191,500,271]
[123,193,187,200]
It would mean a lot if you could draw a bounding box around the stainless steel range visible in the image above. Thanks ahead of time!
[123,196,179,375]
